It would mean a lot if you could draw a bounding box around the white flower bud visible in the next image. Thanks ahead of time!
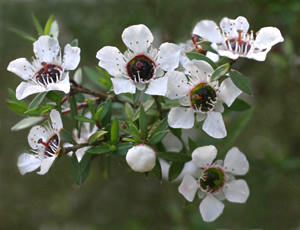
[126,145,156,173]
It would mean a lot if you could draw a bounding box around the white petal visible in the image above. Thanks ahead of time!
[7,58,35,80]
[145,76,168,96]
[214,101,224,113]
[168,107,194,129]
[254,27,284,48]
[49,20,59,39]
[192,20,223,43]
[218,78,242,107]
[203,111,227,139]
[156,42,181,71]
[200,194,225,222]
[37,157,56,175]
[184,60,213,83]
[46,72,71,94]
[178,174,198,202]
[96,46,127,76]
[17,153,41,175]
[33,35,60,64]
[135,82,146,91]
[179,95,190,106]
[50,109,63,131]
[16,82,46,100]
[122,24,153,53]
[196,112,206,122]
[75,147,90,162]
[62,44,81,70]
[220,16,249,39]
[165,71,190,100]
[111,77,136,94]
[213,46,240,60]
[126,145,156,172]
[223,147,249,175]
[28,126,51,149]
[206,51,219,63]
[224,179,249,203]
[192,145,217,168]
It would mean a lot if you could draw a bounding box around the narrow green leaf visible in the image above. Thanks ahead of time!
[25,106,53,116]
[124,103,134,121]
[148,131,168,145]
[225,98,251,111]
[111,117,119,146]
[216,57,233,66]
[68,95,79,129]
[71,153,80,185]
[96,66,112,91]
[6,100,28,115]
[199,41,217,54]
[168,162,185,181]
[112,142,133,156]
[95,106,104,122]
[170,128,182,138]
[71,152,91,185]
[87,98,96,120]
[60,128,77,145]
[150,117,169,137]
[83,66,102,88]
[29,92,47,109]
[44,14,55,35]
[71,39,79,47]
[74,115,95,124]
[11,117,44,131]
[122,138,136,142]
[86,145,111,154]
[133,99,155,121]
[229,70,252,95]
[158,152,192,163]
[186,52,217,69]
[46,91,59,102]
[88,131,108,145]
[101,99,112,127]
[31,13,44,35]
[210,63,231,82]
[9,28,36,42]
[133,90,141,105]
[152,158,162,181]
[139,105,147,139]
[188,137,198,152]
[128,122,142,143]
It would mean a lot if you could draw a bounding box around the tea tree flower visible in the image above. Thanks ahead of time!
[126,144,156,173]
[17,110,63,175]
[96,24,181,95]
[178,146,249,222]
[7,35,81,100]
[167,60,242,138]
[193,16,284,61]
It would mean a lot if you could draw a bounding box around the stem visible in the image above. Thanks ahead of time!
[62,142,89,154]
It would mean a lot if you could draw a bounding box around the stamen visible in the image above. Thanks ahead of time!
[38,138,50,148]
[41,62,49,73]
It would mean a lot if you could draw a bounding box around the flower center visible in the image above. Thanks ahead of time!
[225,31,252,54]
[200,167,225,193]
[35,62,62,86]
[126,55,155,83]
[190,83,216,112]
[38,134,60,157]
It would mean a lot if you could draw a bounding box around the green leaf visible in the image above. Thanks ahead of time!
[88,131,108,145]
[96,66,112,91]
[25,106,54,116]
[9,28,36,42]
[150,117,169,137]
[101,99,112,127]
[152,158,162,181]
[86,145,111,155]
[111,117,119,146]
[124,103,134,121]
[71,39,79,47]
[84,66,108,89]
[29,92,47,109]
[112,142,133,156]
[158,152,192,163]
[188,137,198,152]
[225,98,251,111]
[95,106,104,122]
[31,13,44,35]
[122,138,136,142]
[199,41,217,54]
[148,131,168,145]
[6,100,28,115]
[170,128,182,138]
[87,98,96,120]
[128,122,142,143]
[216,57,233,66]
[229,70,252,95]
[46,91,59,102]
[68,95,79,129]
[133,90,141,105]
[44,14,55,35]
[71,152,91,185]
[133,99,155,121]
[186,52,217,69]
[210,63,231,82]
[11,117,44,131]
[168,162,185,181]
[60,128,77,145]
[74,115,95,124]
[139,105,147,139]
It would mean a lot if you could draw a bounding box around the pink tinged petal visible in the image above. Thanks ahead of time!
[17,153,41,175]
[192,145,217,168]
[33,35,60,63]
[145,76,168,96]
[156,42,181,71]
[200,194,225,222]
[16,82,46,100]
[62,44,81,70]
[223,147,249,175]
[37,157,56,175]
[218,78,242,107]
[184,60,213,83]
[28,126,50,149]
[46,72,71,94]
[50,109,63,131]
[121,24,153,54]
[111,78,136,94]
[178,174,198,202]
[203,111,227,139]
[96,46,127,76]
[168,107,194,129]
[166,71,190,100]
[192,20,223,43]
[223,179,249,203]
[196,112,206,122]
[7,58,35,80]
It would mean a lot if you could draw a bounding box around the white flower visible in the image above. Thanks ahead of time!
[126,144,156,173]
[166,60,242,138]
[178,145,250,222]
[7,35,81,100]
[17,110,63,175]
[96,24,181,96]
[193,16,284,61]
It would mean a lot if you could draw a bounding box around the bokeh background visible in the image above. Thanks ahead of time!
[0,0,299,229]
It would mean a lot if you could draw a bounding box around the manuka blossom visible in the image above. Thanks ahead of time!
[166,60,242,138]
[17,110,63,175]
[178,145,250,222]
[193,16,284,61]
[7,35,81,100]
[96,24,181,96]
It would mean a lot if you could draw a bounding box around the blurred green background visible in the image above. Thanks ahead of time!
[0,0,300,229]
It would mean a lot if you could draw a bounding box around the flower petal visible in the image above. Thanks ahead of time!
[16,82,46,100]
[220,16,249,39]
[184,60,213,83]
[178,174,198,202]
[203,111,227,139]
[200,194,225,222]
[223,147,249,175]
[214,101,224,113]
[145,76,168,96]
[28,126,51,150]
[122,24,153,54]
[37,157,56,175]
[49,20,59,39]
[224,179,249,203]
[46,72,71,94]
[168,107,194,129]
[17,153,41,175]
[96,46,127,77]
[7,58,35,80]
[196,112,206,122]
[192,145,217,168]
[50,109,63,131]
[62,44,81,70]
[165,71,190,100]
[218,78,242,107]
[33,35,60,64]
[156,42,181,71]
[192,20,223,43]
[111,77,136,94]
